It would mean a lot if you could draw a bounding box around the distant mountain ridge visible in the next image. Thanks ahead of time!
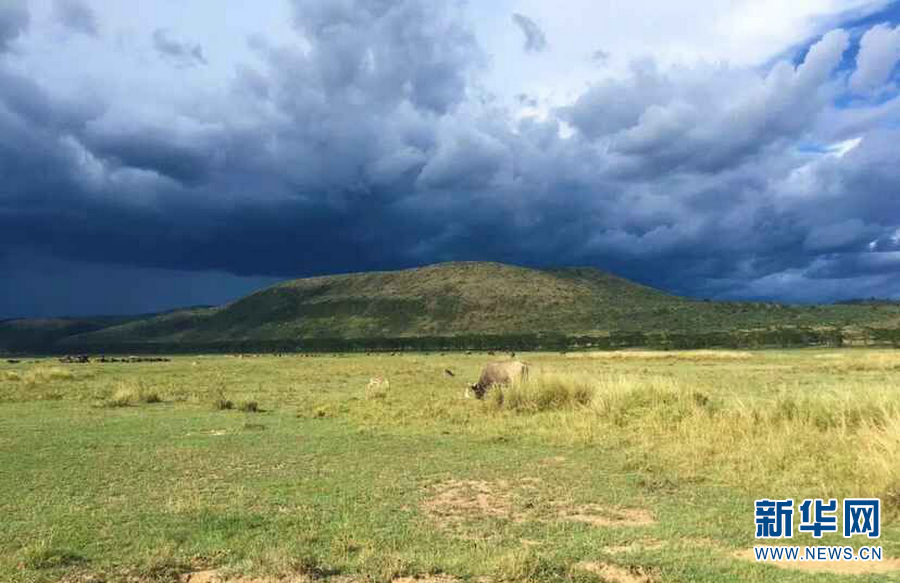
[3,262,900,353]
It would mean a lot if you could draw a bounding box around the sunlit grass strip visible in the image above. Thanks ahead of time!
[485,372,900,503]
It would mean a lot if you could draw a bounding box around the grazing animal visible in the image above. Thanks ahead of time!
[468,360,529,399]
[367,376,390,390]
[366,376,390,399]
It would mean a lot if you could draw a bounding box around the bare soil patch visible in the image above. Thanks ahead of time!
[734,549,900,575]
[602,539,664,554]
[422,480,655,534]
[574,561,657,582]
[559,504,655,527]
[179,571,311,583]
[181,571,224,583]
[539,456,567,466]
[422,480,519,528]
[177,572,460,583]
[391,576,461,583]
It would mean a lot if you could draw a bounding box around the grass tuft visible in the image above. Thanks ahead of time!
[140,390,162,404]
[493,548,566,582]
[22,367,75,385]
[105,382,163,407]
[214,397,235,410]
[106,386,138,407]
[491,373,594,412]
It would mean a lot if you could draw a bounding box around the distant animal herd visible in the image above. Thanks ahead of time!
[57,355,171,364]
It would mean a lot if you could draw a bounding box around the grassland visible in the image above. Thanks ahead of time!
[1,350,899,582]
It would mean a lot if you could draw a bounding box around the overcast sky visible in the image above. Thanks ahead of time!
[3,0,900,317]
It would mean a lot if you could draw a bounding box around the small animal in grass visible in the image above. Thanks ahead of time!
[367,376,390,391]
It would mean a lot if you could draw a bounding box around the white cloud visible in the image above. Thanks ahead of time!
[468,0,890,111]
[851,23,900,92]
[826,136,863,157]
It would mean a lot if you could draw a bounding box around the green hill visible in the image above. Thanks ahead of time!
[0,316,145,354]
[34,261,900,352]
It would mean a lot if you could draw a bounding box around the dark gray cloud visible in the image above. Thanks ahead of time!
[288,0,479,115]
[591,49,610,64]
[516,93,538,107]
[53,0,98,37]
[0,249,279,318]
[82,127,214,186]
[152,29,207,67]
[3,0,900,317]
[511,13,547,53]
[0,0,28,53]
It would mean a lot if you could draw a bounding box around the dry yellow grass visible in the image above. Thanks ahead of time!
[480,370,900,501]
[22,367,74,384]
[106,380,162,407]
[565,349,754,360]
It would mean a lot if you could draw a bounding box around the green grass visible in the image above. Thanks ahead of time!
[0,350,899,582]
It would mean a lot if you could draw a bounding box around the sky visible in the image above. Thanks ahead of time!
[3,0,900,317]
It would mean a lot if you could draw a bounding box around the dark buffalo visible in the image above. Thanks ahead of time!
[468,360,529,399]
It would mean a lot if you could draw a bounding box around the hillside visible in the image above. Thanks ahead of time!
[38,261,900,352]
[0,316,144,354]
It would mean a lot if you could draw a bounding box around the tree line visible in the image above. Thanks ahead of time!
[2,326,874,355]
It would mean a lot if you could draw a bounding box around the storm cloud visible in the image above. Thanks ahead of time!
[152,29,207,67]
[2,0,900,316]
[511,13,547,53]
[0,0,28,52]
[53,0,98,37]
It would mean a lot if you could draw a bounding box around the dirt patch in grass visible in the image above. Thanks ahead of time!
[422,480,654,534]
[422,480,519,527]
[392,576,461,583]
[180,570,312,583]
[602,540,665,554]
[539,456,567,465]
[733,549,900,575]
[602,536,721,555]
[558,504,655,527]
[177,572,460,583]
[181,571,225,583]
[574,561,657,582]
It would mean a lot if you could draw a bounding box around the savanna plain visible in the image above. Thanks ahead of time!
[2,349,899,583]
